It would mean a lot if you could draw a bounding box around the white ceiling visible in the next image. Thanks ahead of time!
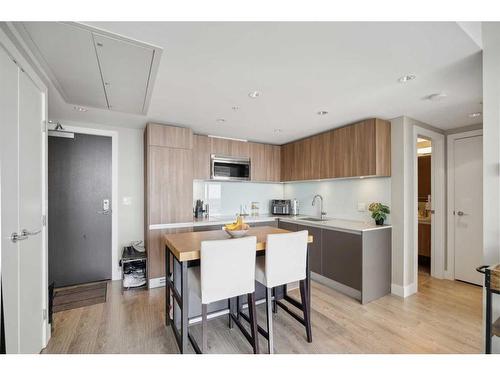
[20,22,482,144]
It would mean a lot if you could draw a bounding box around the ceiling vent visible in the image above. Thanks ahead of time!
[16,22,162,115]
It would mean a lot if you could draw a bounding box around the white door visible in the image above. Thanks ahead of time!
[454,135,483,285]
[0,44,46,353]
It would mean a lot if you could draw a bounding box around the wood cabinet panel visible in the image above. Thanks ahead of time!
[211,137,249,157]
[249,142,266,181]
[418,154,431,200]
[248,142,281,182]
[147,123,193,149]
[269,145,281,182]
[148,227,192,280]
[322,229,362,290]
[193,134,211,180]
[148,146,193,225]
[280,118,391,181]
[418,223,431,257]
[352,120,376,176]
[375,119,391,176]
[280,143,295,182]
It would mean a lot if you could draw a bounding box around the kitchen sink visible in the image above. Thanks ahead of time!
[298,217,330,222]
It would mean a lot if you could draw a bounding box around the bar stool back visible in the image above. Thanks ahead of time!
[255,230,311,353]
[189,236,259,353]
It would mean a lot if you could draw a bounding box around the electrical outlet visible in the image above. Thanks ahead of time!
[122,197,132,206]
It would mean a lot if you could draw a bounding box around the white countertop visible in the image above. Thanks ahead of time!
[150,214,391,234]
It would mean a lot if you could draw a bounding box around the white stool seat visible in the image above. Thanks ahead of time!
[255,256,267,286]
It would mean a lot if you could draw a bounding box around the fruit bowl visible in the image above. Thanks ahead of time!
[223,224,250,238]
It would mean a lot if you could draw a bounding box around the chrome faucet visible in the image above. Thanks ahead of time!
[312,194,327,220]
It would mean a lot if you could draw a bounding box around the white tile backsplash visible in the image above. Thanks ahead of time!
[193,177,391,223]
[283,177,391,223]
[193,180,284,217]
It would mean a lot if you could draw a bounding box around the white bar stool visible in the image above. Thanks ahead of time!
[254,230,311,353]
[188,236,259,354]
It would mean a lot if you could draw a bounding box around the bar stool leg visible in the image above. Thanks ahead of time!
[228,298,233,329]
[236,296,240,320]
[202,304,208,353]
[272,287,278,314]
[265,287,274,354]
[299,280,312,343]
[247,292,260,354]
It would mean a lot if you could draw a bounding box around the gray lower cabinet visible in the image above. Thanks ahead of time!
[296,224,322,274]
[321,229,362,291]
[278,219,391,304]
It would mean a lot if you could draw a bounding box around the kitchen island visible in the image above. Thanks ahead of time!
[164,225,314,353]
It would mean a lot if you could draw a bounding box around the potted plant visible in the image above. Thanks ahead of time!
[368,202,390,225]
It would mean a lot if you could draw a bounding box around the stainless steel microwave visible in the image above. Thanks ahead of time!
[210,154,251,181]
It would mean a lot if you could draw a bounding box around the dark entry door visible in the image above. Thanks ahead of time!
[48,133,112,287]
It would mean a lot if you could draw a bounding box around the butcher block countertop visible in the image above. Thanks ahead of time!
[164,225,314,262]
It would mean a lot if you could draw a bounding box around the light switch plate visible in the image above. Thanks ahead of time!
[357,202,366,212]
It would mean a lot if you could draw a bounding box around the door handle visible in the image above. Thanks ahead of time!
[10,232,28,243]
[97,209,112,215]
[456,211,465,216]
[21,228,42,236]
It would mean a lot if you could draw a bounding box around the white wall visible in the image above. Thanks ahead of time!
[57,120,144,279]
[283,178,391,223]
[193,180,283,216]
[482,22,500,353]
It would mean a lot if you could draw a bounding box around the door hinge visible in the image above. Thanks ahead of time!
[42,120,47,133]
[42,308,47,320]
[42,214,47,227]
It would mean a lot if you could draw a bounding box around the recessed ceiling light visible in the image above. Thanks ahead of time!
[248,91,261,99]
[468,112,482,118]
[73,106,88,112]
[425,93,447,101]
[274,129,283,133]
[398,74,416,83]
[317,110,328,115]
[216,118,226,123]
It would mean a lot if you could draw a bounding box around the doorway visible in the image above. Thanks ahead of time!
[447,130,483,286]
[48,129,112,287]
[417,138,432,278]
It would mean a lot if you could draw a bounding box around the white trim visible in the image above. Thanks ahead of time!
[149,277,165,289]
[391,283,417,298]
[413,126,446,286]
[446,129,483,280]
[49,125,120,281]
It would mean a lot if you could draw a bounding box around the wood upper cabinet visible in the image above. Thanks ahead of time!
[147,122,193,149]
[211,137,249,157]
[280,118,391,181]
[418,154,431,200]
[249,142,281,182]
[193,134,211,180]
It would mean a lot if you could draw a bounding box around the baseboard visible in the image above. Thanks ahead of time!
[311,272,361,301]
[149,277,166,289]
[391,282,417,298]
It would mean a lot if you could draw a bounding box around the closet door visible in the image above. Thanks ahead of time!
[0,45,45,354]
[18,70,44,353]
[0,45,20,354]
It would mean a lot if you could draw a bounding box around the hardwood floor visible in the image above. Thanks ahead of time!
[42,275,482,354]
